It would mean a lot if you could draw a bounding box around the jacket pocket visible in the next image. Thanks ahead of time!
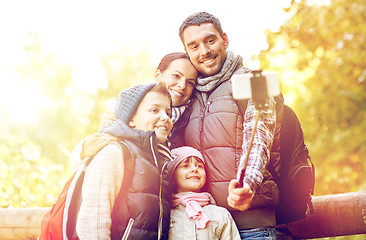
[250,180,279,209]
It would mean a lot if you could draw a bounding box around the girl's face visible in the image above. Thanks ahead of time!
[174,156,206,193]
[155,58,198,107]
[128,91,173,144]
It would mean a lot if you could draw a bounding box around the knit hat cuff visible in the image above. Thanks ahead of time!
[168,146,204,176]
[115,83,157,123]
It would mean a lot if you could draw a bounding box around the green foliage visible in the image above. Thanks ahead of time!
[1,33,155,207]
[258,0,366,195]
[0,135,70,207]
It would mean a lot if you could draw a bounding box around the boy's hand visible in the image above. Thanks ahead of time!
[227,179,253,211]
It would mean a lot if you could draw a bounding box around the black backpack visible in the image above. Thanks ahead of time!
[269,104,315,224]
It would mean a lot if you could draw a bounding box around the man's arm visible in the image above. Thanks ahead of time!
[228,99,276,210]
[241,99,276,190]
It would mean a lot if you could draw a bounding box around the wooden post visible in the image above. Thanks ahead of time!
[0,207,49,240]
[286,191,366,239]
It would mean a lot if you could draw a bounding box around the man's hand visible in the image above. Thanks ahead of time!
[227,179,253,211]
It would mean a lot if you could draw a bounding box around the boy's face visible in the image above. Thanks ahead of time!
[182,23,228,77]
[128,91,173,144]
[174,156,206,193]
[155,58,198,106]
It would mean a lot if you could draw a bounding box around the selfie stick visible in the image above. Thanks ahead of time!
[237,70,269,188]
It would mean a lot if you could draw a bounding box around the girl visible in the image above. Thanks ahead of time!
[168,146,240,240]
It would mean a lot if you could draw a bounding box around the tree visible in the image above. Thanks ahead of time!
[1,33,155,207]
[258,0,366,195]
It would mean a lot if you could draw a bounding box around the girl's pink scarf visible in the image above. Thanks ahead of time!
[172,193,211,229]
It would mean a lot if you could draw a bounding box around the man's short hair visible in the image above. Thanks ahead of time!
[179,12,224,43]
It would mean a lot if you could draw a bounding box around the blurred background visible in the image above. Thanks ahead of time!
[0,1,365,237]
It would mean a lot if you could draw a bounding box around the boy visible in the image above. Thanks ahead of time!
[74,82,173,239]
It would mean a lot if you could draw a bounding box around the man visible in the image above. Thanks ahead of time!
[178,12,282,239]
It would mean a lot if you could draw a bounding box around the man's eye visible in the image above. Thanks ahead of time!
[190,45,198,51]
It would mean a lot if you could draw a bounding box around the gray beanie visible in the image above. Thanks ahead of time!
[115,83,157,123]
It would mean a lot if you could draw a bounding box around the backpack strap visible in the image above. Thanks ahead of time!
[110,142,136,238]
[66,141,134,240]
[66,155,95,239]
[277,105,297,185]
[117,141,134,190]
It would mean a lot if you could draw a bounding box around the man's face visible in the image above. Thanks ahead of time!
[128,91,173,144]
[182,23,228,77]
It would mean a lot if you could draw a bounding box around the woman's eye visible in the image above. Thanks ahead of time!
[187,81,195,87]
[172,74,180,79]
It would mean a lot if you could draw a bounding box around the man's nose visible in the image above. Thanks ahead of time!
[200,43,211,56]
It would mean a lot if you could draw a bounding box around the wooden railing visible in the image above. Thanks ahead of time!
[278,191,366,239]
[1,191,366,240]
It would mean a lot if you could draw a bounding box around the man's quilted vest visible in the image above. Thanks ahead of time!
[184,78,247,209]
[184,74,281,224]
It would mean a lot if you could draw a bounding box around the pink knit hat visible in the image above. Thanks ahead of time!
[167,146,205,177]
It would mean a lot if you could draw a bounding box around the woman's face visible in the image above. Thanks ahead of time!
[155,58,198,106]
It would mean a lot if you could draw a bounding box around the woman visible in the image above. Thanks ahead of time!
[70,52,198,169]
[154,52,198,148]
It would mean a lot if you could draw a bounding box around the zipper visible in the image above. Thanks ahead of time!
[158,161,169,240]
[149,136,164,240]
[199,100,211,149]
[150,136,159,168]
[207,100,212,113]
[121,218,135,240]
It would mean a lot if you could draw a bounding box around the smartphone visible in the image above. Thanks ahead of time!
[231,71,281,100]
